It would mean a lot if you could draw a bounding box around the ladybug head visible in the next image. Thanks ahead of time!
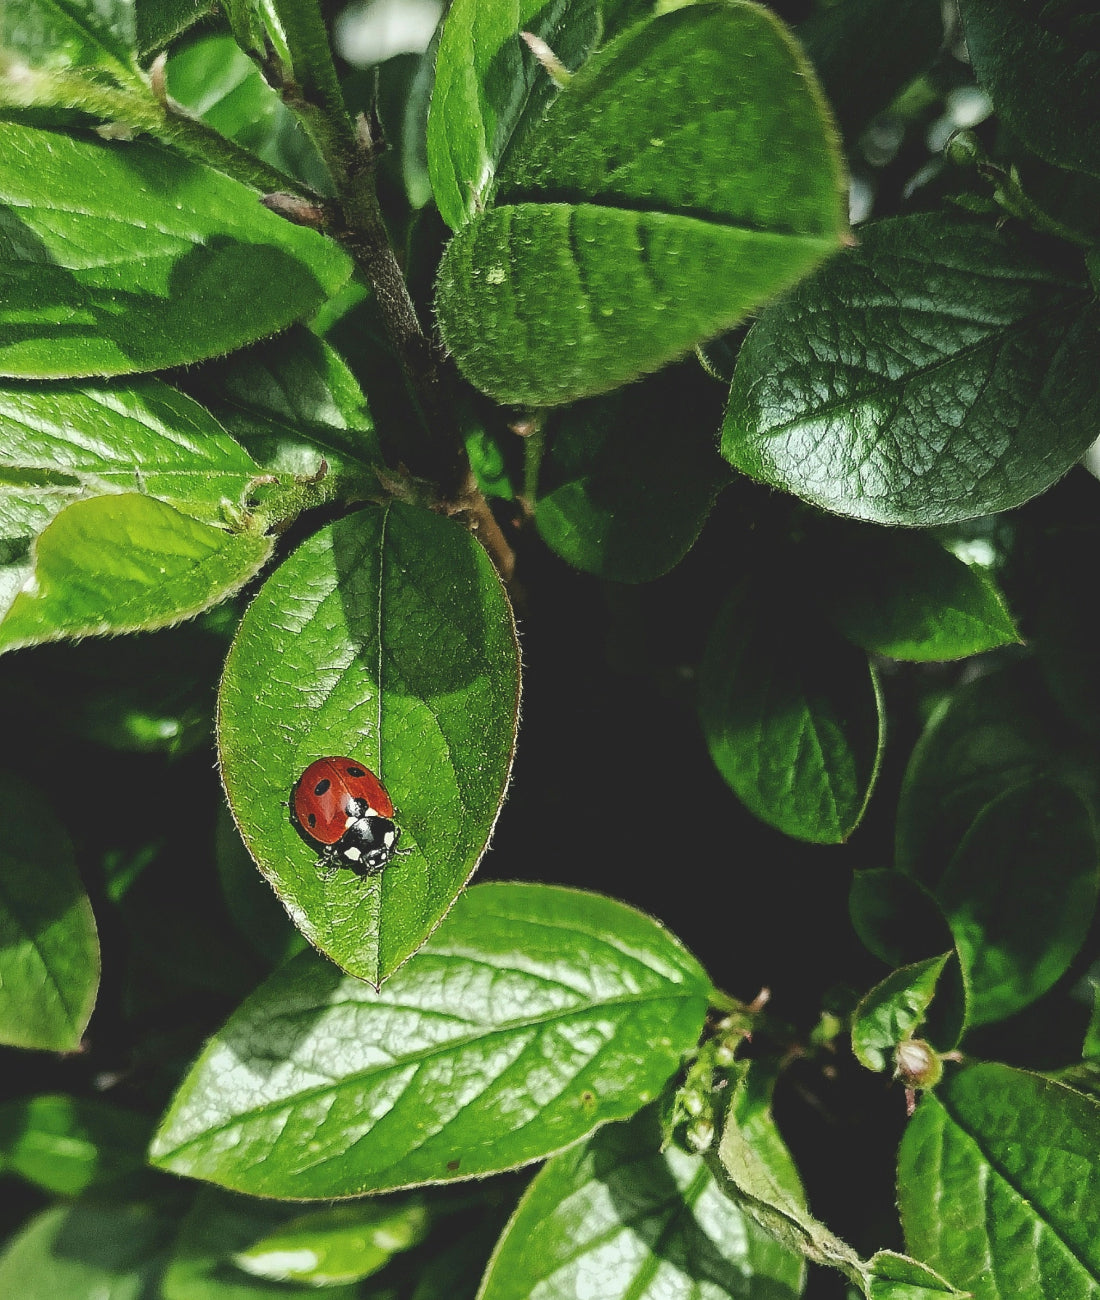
[338,813,400,875]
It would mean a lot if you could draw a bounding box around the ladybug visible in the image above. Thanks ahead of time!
[289,757,401,878]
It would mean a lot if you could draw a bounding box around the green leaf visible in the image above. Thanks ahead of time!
[184,326,381,480]
[896,664,1100,890]
[162,1187,360,1300]
[698,577,884,844]
[722,212,1100,525]
[937,778,1100,1026]
[0,378,260,531]
[851,954,955,1073]
[165,33,328,194]
[149,882,712,1197]
[0,776,99,1051]
[0,0,141,95]
[535,364,729,582]
[216,502,519,985]
[479,1107,805,1300]
[817,524,1020,661]
[898,1063,1100,1300]
[716,1069,963,1297]
[427,0,601,230]
[0,1199,178,1300]
[0,494,273,655]
[849,869,955,969]
[137,0,217,55]
[233,1200,427,1286]
[0,1093,150,1195]
[960,0,1100,178]
[435,1,846,407]
[0,121,351,378]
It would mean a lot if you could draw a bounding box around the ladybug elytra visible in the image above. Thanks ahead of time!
[289,756,401,878]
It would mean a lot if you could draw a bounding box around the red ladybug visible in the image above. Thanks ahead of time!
[289,757,401,878]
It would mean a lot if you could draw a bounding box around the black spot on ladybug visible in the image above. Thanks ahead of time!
[313,778,330,796]
[347,766,365,777]
[307,813,316,828]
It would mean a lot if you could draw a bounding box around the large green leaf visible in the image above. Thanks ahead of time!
[149,882,712,1197]
[698,577,884,844]
[937,778,1099,1026]
[0,1199,178,1299]
[479,1108,805,1300]
[162,1188,360,1300]
[217,503,520,985]
[1,378,260,533]
[960,0,1100,178]
[0,121,351,378]
[815,524,1019,662]
[895,664,1100,889]
[435,1,846,406]
[427,0,601,230]
[899,1063,1100,1299]
[722,213,1100,525]
[535,364,729,582]
[0,777,99,1051]
[0,494,273,654]
[0,1093,150,1195]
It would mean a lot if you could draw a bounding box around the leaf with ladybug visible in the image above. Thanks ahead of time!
[217,501,521,986]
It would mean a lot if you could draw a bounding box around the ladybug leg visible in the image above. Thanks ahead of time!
[316,857,341,882]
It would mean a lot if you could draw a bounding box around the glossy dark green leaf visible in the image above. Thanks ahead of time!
[849,869,955,969]
[162,1187,359,1300]
[0,1199,178,1299]
[0,495,273,655]
[0,1094,150,1195]
[234,1200,427,1286]
[217,503,520,985]
[937,778,1099,1026]
[435,1,846,406]
[817,525,1019,661]
[535,365,729,582]
[895,664,1100,890]
[851,955,955,1072]
[184,326,381,482]
[960,0,1100,178]
[149,882,712,1197]
[698,579,884,844]
[0,121,351,378]
[427,0,601,230]
[479,1108,804,1300]
[899,1063,1100,1300]
[0,776,99,1051]
[722,213,1100,525]
[1,378,260,532]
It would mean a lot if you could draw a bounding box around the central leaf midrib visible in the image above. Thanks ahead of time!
[161,988,698,1155]
[491,194,840,244]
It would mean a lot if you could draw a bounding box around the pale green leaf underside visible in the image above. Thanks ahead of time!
[149,882,711,1197]
[0,494,273,654]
